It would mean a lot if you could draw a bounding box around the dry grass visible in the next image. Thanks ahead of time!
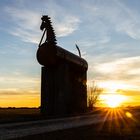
[0,108,40,123]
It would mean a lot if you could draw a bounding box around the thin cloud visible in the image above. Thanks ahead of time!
[0,75,40,95]
[0,89,39,96]
[0,76,39,84]
[83,0,140,40]
[55,16,80,37]
[94,56,140,74]
[78,36,110,49]
[4,4,80,43]
[42,0,81,37]
[90,56,140,88]
[114,0,140,40]
[4,7,41,44]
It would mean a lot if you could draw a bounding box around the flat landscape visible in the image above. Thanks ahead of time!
[0,107,140,139]
[0,108,42,124]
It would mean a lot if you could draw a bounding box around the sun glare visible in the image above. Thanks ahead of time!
[101,94,127,108]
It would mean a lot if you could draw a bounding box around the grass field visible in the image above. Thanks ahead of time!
[0,108,41,123]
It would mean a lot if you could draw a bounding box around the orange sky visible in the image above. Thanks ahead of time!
[0,86,140,108]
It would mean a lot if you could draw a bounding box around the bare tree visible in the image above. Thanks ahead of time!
[88,81,103,110]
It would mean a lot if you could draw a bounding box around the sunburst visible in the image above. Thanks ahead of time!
[101,94,127,108]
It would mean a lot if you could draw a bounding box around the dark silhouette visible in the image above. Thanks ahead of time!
[75,44,81,57]
[36,15,88,117]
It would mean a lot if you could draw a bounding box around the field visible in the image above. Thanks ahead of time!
[0,108,41,123]
[0,107,140,139]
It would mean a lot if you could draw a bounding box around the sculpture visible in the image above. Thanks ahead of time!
[37,15,88,116]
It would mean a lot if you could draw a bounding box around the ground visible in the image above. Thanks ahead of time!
[0,107,140,140]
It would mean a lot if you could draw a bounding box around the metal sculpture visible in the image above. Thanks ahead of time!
[37,15,88,116]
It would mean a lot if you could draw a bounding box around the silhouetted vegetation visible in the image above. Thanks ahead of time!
[88,82,103,110]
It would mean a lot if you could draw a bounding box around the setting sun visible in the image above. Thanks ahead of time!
[101,94,127,108]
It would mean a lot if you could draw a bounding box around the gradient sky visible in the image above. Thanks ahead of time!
[0,0,140,107]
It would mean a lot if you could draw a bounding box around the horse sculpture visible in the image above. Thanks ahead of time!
[37,15,88,116]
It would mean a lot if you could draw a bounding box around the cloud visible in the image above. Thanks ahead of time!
[4,3,80,43]
[83,0,140,40]
[0,88,39,96]
[4,7,41,44]
[78,36,110,49]
[114,0,140,40]
[0,74,40,94]
[88,56,140,89]
[54,16,80,37]
[94,56,140,75]
[0,75,39,84]
[118,89,140,96]
[42,0,81,37]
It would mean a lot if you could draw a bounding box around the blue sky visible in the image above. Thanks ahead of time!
[0,0,140,107]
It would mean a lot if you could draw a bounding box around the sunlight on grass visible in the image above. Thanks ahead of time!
[97,107,138,134]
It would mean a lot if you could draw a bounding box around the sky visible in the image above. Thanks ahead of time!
[0,0,140,107]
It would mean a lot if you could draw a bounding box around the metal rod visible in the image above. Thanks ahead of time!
[38,29,47,47]
[75,44,81,57]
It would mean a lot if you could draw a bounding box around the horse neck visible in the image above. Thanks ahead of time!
[46,25,57,45]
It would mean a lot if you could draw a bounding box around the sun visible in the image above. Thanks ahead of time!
[101,94,127,108]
